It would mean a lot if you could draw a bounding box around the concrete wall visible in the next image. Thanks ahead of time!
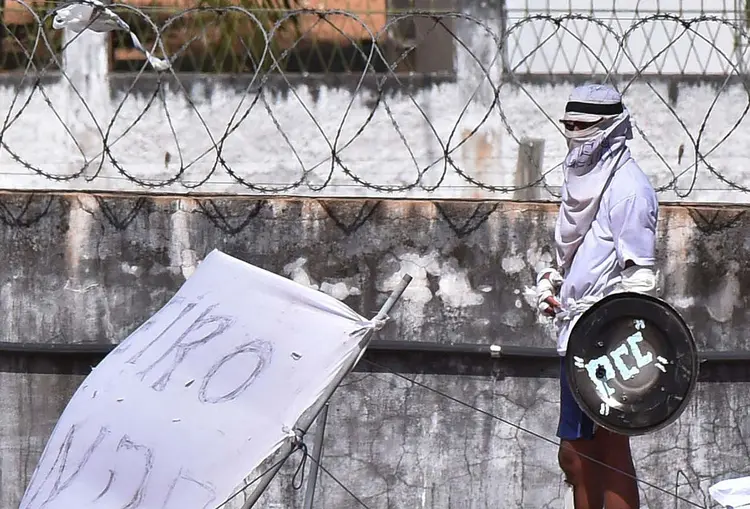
[3,1,750,203]
[1,191,750,508]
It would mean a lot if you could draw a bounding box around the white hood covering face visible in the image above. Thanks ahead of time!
[555,84,634,273]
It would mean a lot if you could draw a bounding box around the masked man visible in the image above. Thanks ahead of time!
[534,84,659,509]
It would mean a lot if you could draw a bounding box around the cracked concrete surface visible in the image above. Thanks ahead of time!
[4,369,748,509]
[1,193,750,508]
[226,367,750,509]
[243,373,750,509]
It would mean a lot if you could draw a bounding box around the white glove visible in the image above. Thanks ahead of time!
[535,267,563,316]
[613,265,658,296]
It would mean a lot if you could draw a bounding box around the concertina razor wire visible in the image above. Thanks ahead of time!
[1,2,750,201]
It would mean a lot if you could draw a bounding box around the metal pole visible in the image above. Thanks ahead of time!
[240,274,413,509]
[302,402,330,509]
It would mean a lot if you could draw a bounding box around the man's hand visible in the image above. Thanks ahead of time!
[535,268,563,317]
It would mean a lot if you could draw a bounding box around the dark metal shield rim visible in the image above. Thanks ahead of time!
[564,292,699,437]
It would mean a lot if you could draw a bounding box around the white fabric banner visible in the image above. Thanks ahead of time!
[20,249,378,509]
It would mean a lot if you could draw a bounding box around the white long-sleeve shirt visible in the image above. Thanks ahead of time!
[554,157,659,356]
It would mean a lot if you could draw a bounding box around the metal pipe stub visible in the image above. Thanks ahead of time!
[564,292,699,436]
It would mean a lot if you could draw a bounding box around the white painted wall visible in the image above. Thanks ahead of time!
[505,0,745,75]
[1,1,750,203]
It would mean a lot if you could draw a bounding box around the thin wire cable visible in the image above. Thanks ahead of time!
[304,450,374,509]
[362,359,708,509]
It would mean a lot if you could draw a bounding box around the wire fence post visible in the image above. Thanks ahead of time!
[735,0,747,76]
[513,137,544,201]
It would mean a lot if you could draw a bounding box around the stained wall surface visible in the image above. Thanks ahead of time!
[0,192,748,508]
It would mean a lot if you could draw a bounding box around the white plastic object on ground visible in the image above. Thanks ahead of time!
[709,476,750,508]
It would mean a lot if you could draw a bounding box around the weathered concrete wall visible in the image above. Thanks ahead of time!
[2,193,750,351]
[1,192,750,508]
